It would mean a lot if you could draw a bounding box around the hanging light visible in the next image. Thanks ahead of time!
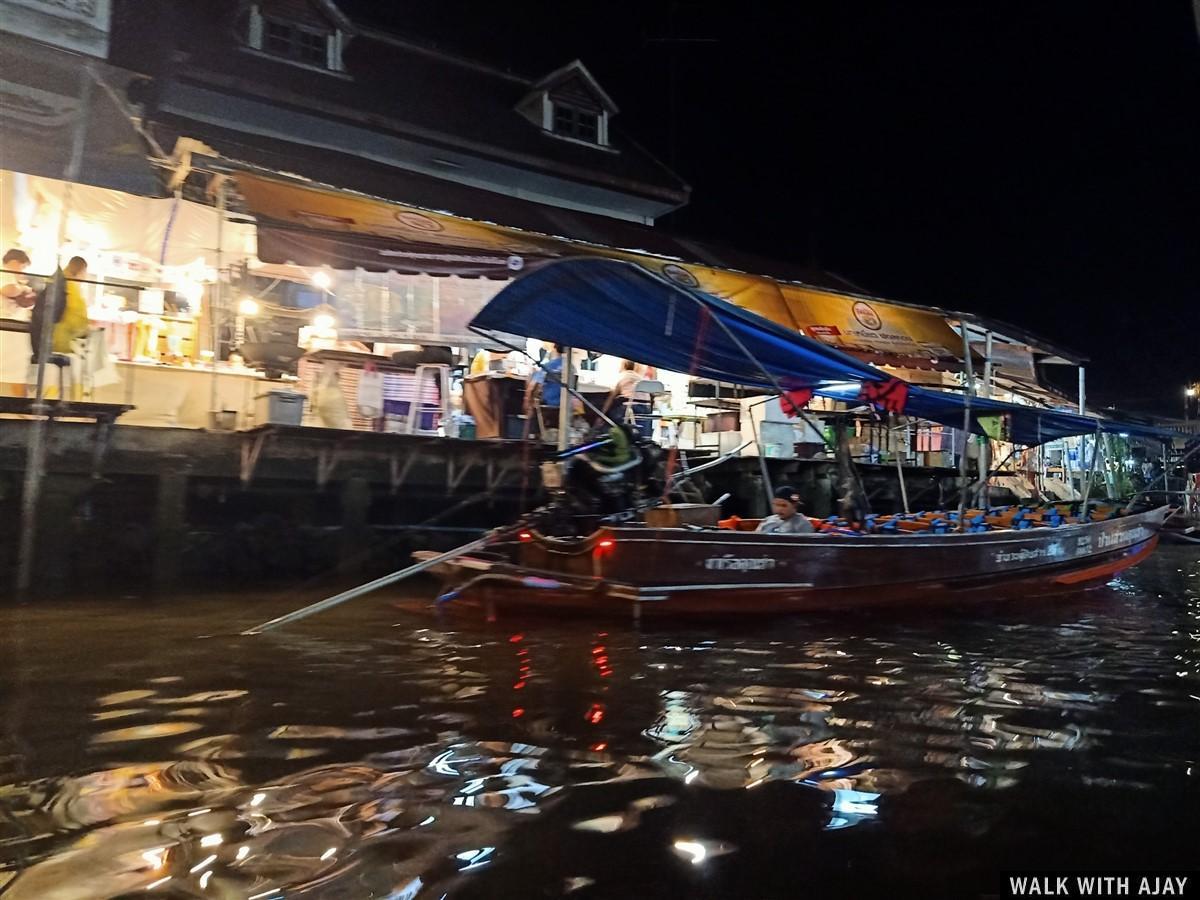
[182,282,204,305]
[312,269,332,291]
[238,297,260,316]
[310,303,338,334]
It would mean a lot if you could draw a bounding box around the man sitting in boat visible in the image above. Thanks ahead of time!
[756,486,815,535]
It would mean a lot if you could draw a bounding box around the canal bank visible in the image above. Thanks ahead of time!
[0,419,972,598]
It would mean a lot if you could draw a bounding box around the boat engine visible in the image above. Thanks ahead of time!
[533,424,667,533]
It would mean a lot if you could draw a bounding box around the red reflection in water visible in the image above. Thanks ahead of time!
[586,704,605,725]
[512,708,525,718]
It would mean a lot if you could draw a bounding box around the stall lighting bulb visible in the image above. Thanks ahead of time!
[238,298,260,316]
[313,313,336,331]
[312,271,332,290]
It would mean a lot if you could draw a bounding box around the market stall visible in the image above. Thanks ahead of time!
[0,169,259,415]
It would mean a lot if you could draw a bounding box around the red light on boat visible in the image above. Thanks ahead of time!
[518,531,532,542]
[597,539,614,549]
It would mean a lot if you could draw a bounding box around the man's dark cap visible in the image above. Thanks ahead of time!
[773,486,802,505]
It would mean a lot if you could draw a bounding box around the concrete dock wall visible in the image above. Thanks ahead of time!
[0,421,972,598]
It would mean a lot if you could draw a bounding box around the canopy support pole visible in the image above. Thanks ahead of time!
[891,413,910,514]
[557,346,573,451]
[1102,433,1118,499]
[1080,426,1102,509]
[745,403,774,513]
[956,326,976,530]
[673,291,848,512]
[978,331,994,509]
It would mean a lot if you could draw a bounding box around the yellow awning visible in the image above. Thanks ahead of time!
[235,173,965,362]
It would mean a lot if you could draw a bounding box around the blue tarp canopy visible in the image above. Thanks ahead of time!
[471,258,1176,445]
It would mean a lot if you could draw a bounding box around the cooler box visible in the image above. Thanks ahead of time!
[760,421,797,459]
[505,414,530,440]
[255,390,306,426]
[645,503,721,529]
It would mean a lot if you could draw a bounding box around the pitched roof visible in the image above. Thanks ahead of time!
[144,1,688,207]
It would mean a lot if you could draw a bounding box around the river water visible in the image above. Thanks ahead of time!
[1,548,1197,899]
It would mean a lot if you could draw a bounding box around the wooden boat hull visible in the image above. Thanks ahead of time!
[417,505,1169,618]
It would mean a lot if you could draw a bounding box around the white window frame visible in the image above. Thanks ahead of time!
[245,4,345,73]
[547,98,608,147]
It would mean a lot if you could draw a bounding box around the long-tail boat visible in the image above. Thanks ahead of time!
[415,258,1173,619]
[420,503,1166,617]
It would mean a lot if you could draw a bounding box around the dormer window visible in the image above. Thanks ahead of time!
[517,60,618,150]
[246,3,345,72]
[553,103,599,144]
[264,19,328,65]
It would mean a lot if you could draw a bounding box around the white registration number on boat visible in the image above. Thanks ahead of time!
[704,556,778,571]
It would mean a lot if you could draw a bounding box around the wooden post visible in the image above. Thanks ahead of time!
[833,415,862,521]
[208,180,225,423]
[16,62,93,600]
[339,475,371,575]
[152,470,189,592]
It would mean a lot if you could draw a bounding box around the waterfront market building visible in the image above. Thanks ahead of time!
[1,0,1189,594]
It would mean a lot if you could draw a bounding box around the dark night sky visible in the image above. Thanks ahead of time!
[342,1,1200,415]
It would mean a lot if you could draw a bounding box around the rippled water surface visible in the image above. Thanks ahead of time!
[2,549,1198,899]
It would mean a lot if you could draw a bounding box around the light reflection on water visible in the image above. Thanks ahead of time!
[0,549,1197,897]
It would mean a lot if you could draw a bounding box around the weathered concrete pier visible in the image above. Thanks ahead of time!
[1,419,970,598]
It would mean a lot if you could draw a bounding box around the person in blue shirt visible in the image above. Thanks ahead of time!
[524,345,569,440]
[526,343,563,409]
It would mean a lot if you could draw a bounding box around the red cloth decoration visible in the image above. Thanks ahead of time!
[780,388,814,417]
[859,377,909,414]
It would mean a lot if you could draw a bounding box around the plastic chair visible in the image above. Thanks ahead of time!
[624,379,664,439]
[409,364,451,435]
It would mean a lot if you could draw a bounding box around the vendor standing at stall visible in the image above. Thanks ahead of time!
[1,249,37,320]
[52,256,91,354]
[525,343,564,414]
[604,360,653,437]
